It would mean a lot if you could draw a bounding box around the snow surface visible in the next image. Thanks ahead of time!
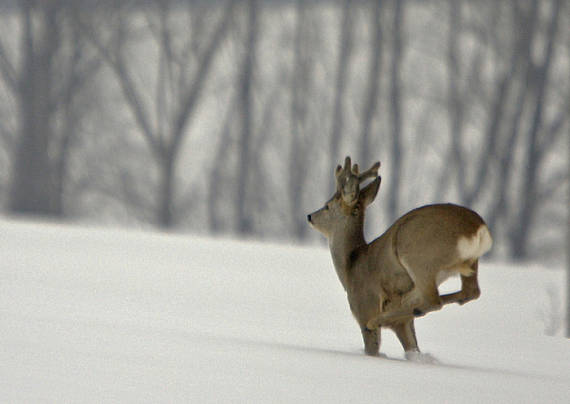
[1,219,568,403]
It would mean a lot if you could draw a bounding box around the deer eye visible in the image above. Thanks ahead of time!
[351,207,359,216]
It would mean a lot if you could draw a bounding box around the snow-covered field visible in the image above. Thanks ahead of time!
[1,219,568,403]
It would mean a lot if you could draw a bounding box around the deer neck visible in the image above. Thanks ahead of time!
[329,224,366,290]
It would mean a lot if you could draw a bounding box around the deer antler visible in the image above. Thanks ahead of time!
[335,157,381,205]
[357,161,380,182]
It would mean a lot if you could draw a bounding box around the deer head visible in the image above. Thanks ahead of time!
[308,157,381,239]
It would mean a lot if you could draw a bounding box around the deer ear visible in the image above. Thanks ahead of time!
[359,176,381,207]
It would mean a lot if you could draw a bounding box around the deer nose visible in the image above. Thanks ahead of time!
[307,214,312,223]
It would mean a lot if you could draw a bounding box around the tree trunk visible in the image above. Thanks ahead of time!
[9,1,60,216]
[329,0,354,192]
[567,158,570,337]
[446,0,466,201]
[235,0,258,235]
[388,0,404,222]
[510,0,561,260]
[484,1,540,234]
[157,150,176,229]
[358,0,382,168]
[209,100,235,234]
[288,0,312,240]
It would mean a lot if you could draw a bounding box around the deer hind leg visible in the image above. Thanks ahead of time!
[411,282,443,317]
[392,319,437,362]
[440,259,480,306]
[458,259,480,304]
[366,283,442,329]
[398,272,443,317]
[368,261,481,329]
[392,319,419,354]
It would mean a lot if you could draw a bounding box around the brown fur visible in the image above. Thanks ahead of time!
[308,163,492,358]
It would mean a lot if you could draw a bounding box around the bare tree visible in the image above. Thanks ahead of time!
[463,1,538,210]
[444,0,518,208]
[288,0,316,240]
[485,1,541,235]
[510,0,563,260]
[0,0,100,217]
[83,0,237,228]
[440,0,567,261]
[8,0,55,215]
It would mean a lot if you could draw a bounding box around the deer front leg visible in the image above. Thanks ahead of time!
[348,291,383,356]
[361,327,381,356]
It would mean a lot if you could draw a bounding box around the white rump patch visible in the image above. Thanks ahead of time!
[456,225,493,261]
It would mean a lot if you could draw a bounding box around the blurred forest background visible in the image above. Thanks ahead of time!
[0,0,568,265]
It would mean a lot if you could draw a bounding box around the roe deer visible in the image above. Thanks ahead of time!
[307,157,492,359]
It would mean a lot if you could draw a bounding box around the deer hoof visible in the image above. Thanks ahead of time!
[405,351,439,364]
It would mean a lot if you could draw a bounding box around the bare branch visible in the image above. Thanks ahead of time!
[0,114,15,151]
[463,0,539,206]
[0,37,17,93]
[78,10,162,157]
[170,0,238,150]
[538,91,570,155]
[539,170,569,202]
